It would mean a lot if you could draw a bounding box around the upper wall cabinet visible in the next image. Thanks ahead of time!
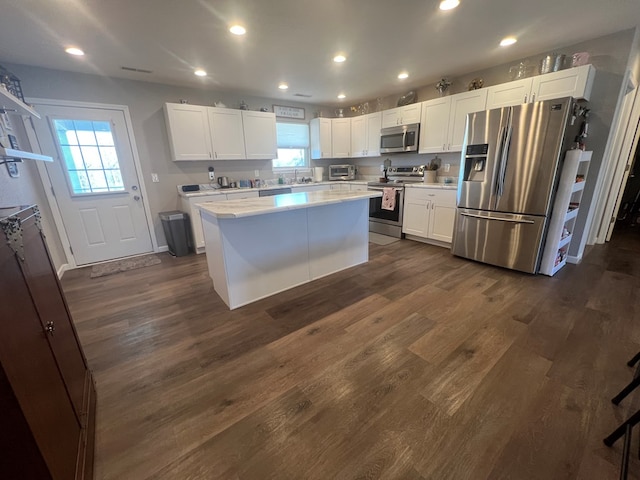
[486,64,596,109]
[419,89,487,154]
[310,117,332,159]
[164,103,213,161]
[331,118,351,158]
[164,103,278,161]
[241,110,277,160]
[351,112,382,158]
[208,107,246,160]
[530,64,595,102]
[382,103,422,128]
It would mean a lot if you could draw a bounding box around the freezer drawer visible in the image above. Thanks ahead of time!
[451,208,547,273]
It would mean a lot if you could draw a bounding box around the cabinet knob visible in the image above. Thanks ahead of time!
[45,321,55,336]
[133,195,141,201]
[524,94,528,103]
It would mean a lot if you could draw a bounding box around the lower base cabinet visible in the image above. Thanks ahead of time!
[0,205,96,480]
[402,187,457,244]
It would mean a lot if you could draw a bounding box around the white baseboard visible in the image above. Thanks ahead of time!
[157,245,169,253]
[567,255,581,265]
[57,263,71,278]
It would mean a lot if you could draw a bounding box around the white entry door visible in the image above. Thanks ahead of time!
[32,104,153,266]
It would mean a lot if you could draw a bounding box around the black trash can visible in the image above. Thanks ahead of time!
[159,211,192,257]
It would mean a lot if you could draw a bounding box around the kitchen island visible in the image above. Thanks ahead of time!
[197,190,381,309]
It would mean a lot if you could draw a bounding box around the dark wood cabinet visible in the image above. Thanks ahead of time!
[0,205,96,480]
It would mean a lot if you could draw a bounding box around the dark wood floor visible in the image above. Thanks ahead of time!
[61,231,640,480]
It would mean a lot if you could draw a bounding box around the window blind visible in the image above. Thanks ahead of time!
[276,122,309,148]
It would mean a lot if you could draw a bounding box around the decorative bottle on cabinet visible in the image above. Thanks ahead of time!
[539,150,591,276]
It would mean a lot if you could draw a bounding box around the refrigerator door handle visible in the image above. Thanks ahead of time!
[498,122,513,197]
[460,212,535,225]
[494,125,507,196]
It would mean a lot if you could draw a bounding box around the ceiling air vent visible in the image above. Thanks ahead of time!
[121,66,153,74]
[294,93,312,98]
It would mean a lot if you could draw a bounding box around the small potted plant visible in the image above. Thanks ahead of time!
[424,157,440,183]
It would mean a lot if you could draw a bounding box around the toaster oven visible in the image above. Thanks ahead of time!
[329,164,355,181]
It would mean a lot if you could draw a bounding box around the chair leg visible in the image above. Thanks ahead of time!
[604,409,640,447]
[620,424,631,480]
[612,375,640,405]
[628,351,640,368]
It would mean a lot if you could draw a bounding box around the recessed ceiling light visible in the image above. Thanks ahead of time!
[278,83,289,90]
[229,25,246,35]
[337,94,346,99]
[439,0,460,10]
[398,72,409,79]
[194,69,207,77]
[499,36,517,47]
[333,54,347,63]
[65,47,85,56]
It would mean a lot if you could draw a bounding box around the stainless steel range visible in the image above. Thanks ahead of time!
[368,165,426,238]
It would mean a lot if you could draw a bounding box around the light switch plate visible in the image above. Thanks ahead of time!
[254,170,260,177]
[444,163,451,172]
[151,173,159,183]
[208,171,215,180]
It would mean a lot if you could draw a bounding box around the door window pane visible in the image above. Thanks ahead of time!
[53,119,126,195]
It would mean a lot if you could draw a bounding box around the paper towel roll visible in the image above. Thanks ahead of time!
[313,167,324,182]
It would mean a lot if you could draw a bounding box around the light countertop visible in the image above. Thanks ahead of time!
[404,183,458,190]
[178,181,369,198]
[196,190,381,219]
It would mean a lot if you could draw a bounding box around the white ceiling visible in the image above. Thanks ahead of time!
[0,0,639,107]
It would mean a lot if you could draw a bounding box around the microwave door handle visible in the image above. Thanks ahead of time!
[402,130,407,150]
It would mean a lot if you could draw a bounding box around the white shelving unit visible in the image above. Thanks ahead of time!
[539,149,591,276]
[0,87,53,166]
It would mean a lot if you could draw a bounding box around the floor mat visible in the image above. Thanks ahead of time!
[90,254,161,278]
[369,232,401,246]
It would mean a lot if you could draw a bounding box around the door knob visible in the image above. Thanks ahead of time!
[45,321,55,336]
[133,195,141,201]
[132,185,138,190]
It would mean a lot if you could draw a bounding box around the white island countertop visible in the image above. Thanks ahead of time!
[196,190,381,219]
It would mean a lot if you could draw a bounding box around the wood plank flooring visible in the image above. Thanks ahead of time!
[60,231,640,480]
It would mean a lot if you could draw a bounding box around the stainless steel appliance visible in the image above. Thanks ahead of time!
[380,123,420,154]
[329,164,355,181]
[368,165,425,238]
[451,96,585,273]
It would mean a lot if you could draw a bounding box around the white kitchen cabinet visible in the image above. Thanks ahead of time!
[382,103,422,128]
[402,187,457,244]
[485,65,596,109]
[418,89,487,154]
[208,107,246,160]
[531,64,595,102]
[448,89,488,152]
[351,112,382,158]
[539,150,591,276]
[180,193,227,253]
[164,103,213,161]
[418,97,451,154]
[330,183,350,191]
[331,118,351,158]
[310,117,332,159]
[486,78,535,109]
[242,110,277,159]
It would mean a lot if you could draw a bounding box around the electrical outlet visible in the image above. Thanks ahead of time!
[151,173,159,183]
[208,171,215,180]
[254,170,260,177]
[444,163,451,172]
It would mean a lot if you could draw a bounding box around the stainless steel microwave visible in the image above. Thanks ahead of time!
[329,164,355,181]
[380,123,420,153]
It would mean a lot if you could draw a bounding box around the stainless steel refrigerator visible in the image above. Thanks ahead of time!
[451,97,584,273]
